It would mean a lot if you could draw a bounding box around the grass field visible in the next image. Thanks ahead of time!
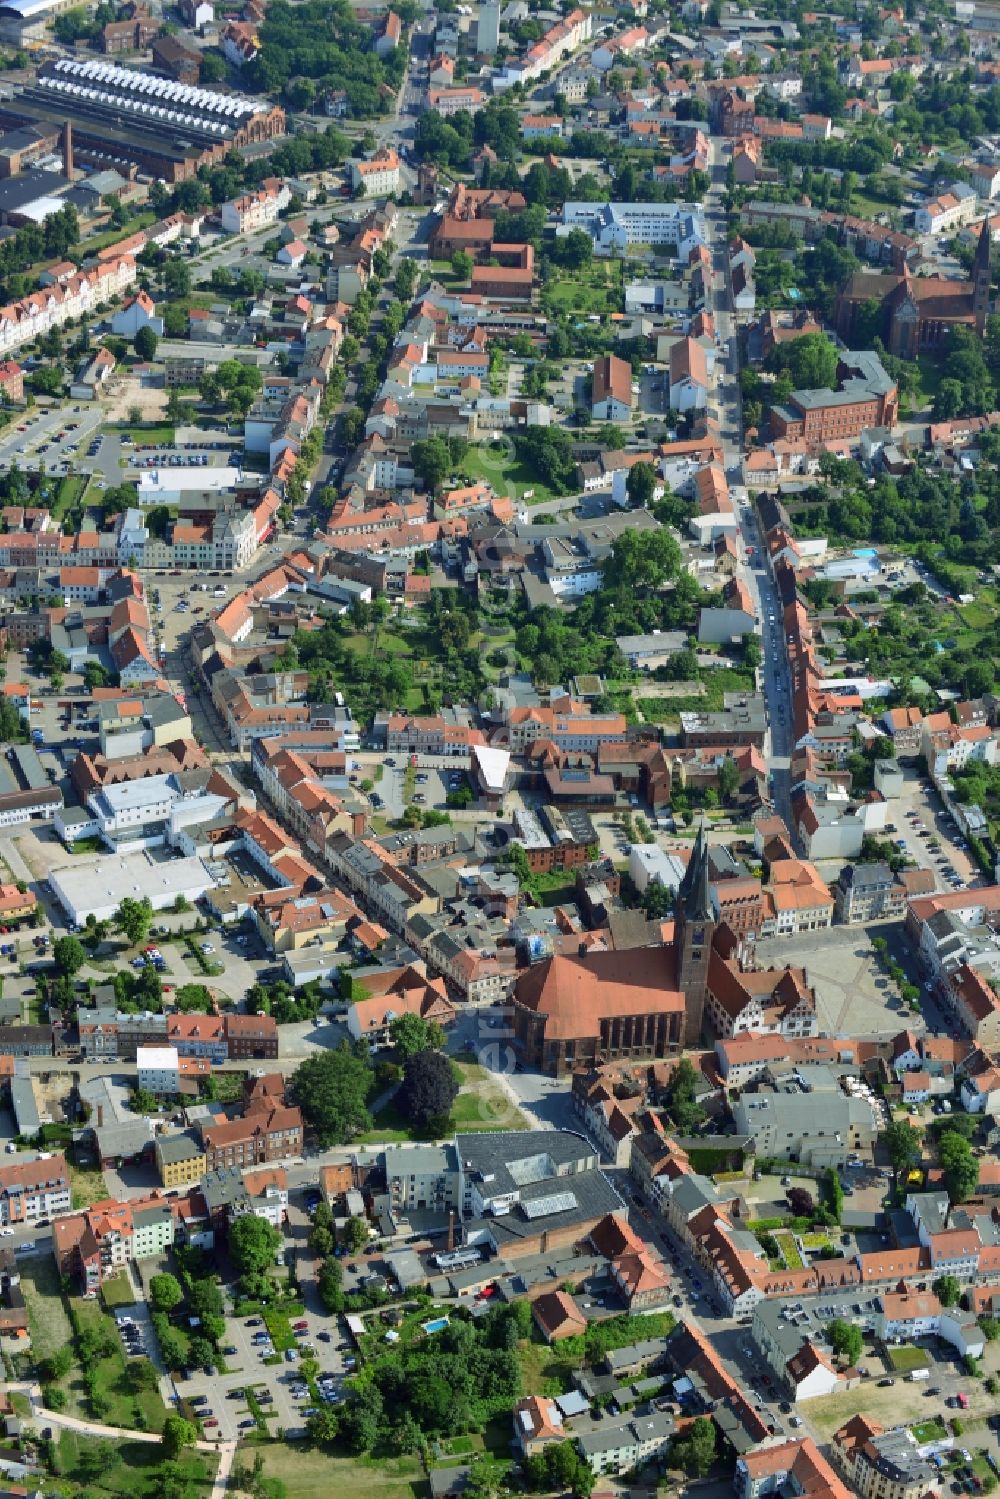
[887,1344,930,1373]
[69,1151,108,1209]
[807,1378,939,1437]
[516,1331,585,1395]
[83,211,157,257]
[20,1252,74,1361]
[52,474,88,523]
[461,442,561,506]
[361,1058,528,1143]
[542,262,622,316]
[255,1445,426,1499]
[54,1429,215,1498]
[111,423,176,445]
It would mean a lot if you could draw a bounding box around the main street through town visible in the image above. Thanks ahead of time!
[705,137,795,834]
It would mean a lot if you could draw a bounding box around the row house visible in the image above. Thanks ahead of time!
[0,253,136,357]
[200,1104,304,1171]
[52,1193,175,1295]
[0,1152,71,1227]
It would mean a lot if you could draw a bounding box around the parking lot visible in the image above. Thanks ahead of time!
[170,1278,356,1443]
[371,759,464,820]
[892,768,978,887]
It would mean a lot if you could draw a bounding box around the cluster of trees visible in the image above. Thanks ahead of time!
[797,454,1000,577]
[522,1442,594,1498]
[0,205,79,304]
[54,3,114,42]
[662,1057,707,1135]
[289,1043,375,1146]
[892,71,1000,151]
[245,977,326,1025]
[511,426,577,493]
[149,1254,228,1374]
[199,359,263,417]
[246,0,406,114]
[931,325,997,421]
[884,1115,980,1203]
[397,1048,459,1133]
[765,331,839,393]
[311,1301,528,1455]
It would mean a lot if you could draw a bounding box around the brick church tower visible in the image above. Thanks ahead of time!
[674,821,715,1047]
[974,215,992,338]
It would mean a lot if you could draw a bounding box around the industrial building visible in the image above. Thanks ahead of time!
[48,849,219,923]
[0,59,285,182]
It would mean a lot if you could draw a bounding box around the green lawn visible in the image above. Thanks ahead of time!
[111,423,176,445]
[19,1252,74,1362]
[361,1058,528,1143]
[887,1344,930,1373]
[255,1445,425,1499]
[542,261,622,316]
[52,474,87,522]
[460,442,561,506]
[911,1417,948,1444]
[82,212,157,256]
[100,1272,135,1310]
[263,1305,298,1352]
[54,1429,216,1498]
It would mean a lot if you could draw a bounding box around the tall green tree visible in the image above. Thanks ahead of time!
[289,1044,373,1146]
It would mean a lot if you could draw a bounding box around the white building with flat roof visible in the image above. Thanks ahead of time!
[136,467,242,506]
[49,851,218,924]
[137,1046,180,1095]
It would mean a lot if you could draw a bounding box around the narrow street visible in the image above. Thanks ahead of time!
[704,136,795,835]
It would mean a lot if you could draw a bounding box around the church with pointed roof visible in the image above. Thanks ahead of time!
[510,823,718,1074]
[833,216,992,359]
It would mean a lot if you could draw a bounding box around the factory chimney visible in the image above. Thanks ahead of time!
[62,121,74,180]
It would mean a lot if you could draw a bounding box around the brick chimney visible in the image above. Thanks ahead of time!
[62,122,74,180]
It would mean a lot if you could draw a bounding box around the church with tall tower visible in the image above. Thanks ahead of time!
[509,821,719,1073]
[674,820,716,1048]
[834,216,993,359]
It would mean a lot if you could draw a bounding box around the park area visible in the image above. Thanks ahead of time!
[541,260,623,317]
[461,440,563,507]
[362,1057,529,1143]
[49,1430,216,1499]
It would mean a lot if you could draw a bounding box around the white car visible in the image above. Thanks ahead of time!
[201,942,215,953]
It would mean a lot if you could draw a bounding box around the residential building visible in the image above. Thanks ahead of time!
[0,1152,70,1227]
[834,862,906,923]
[155,1131,206,1188]
[200,1105,303,1171]
[591,355,633,421]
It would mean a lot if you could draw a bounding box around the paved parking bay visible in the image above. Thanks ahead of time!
[174,1302,355,1444]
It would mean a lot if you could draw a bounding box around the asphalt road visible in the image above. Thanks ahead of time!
[702,136,795,834]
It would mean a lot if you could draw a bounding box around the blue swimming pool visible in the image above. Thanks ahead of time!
[423,1317,450,1334]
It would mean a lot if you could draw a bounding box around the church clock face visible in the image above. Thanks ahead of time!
[691,927,706,946]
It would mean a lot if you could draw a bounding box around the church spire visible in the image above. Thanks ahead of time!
[975,217,993,337]
[677,818,713,922]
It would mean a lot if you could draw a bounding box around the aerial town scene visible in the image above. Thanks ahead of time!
[1,0,1000,1496]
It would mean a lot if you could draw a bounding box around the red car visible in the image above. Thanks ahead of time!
[292,1319,309,1331]
[203,1418,219,1428]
